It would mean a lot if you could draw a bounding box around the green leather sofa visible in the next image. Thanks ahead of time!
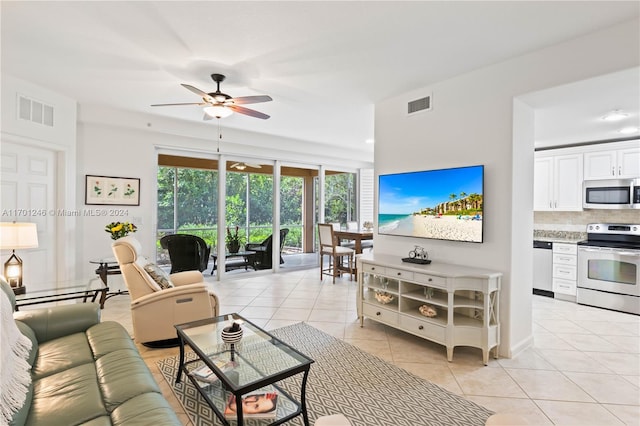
[1,279,181,426]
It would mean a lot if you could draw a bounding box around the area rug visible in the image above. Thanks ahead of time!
[157,322,493,426]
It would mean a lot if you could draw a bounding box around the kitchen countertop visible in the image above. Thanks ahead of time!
[534,230,585,244]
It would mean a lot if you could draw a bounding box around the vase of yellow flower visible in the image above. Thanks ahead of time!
[105,221,137,240]
[226,226,242,254]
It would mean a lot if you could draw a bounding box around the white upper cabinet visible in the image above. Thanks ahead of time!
[584,141,640,180]
[534,153,583,211]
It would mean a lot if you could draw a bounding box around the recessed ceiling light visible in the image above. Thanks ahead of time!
[365,139,374,144]
[601,110,629,122]
[618,126,639,134]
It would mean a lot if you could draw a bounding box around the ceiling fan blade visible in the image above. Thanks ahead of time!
[246,163,262,168]
[181,84,213,101]
[228,105,270,120]
[151,102,205,107]
[230,95,273,105]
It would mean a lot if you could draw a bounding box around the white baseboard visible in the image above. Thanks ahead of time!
[503,334,534,359]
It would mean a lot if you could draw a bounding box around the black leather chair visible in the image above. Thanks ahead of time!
[245,228,289,270]
[159,234,211,273]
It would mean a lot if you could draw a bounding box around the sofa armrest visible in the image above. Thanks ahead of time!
[170,270,204,286]
[13,303,101,343]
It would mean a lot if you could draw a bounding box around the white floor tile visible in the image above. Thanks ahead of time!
[99,269,640,425]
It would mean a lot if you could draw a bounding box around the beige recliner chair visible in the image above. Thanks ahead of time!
[112,236,219,345]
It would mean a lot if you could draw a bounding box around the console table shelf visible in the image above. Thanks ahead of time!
[357,253,501,365]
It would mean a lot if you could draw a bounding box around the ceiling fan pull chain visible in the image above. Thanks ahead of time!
[217,118,222,153]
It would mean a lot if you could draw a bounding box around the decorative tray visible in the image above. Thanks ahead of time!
[401,257,431,264]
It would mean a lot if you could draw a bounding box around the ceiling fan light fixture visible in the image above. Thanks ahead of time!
[601,110,628,122]
[204,105,233,118]
[235,163,247,170]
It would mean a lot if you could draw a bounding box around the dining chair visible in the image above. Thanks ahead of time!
[318,223,354,284]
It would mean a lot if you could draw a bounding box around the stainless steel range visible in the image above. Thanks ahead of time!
[577,223,640,315]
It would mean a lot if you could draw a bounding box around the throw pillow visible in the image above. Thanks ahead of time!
[143,263,174,290]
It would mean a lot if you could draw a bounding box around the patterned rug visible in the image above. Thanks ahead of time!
[157,322,493,426]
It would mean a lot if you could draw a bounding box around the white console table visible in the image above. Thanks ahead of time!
[357,253,501,365]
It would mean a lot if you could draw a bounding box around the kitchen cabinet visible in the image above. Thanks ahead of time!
[534,153,583,211]
[583,142,640,180]
[552,242,577,301]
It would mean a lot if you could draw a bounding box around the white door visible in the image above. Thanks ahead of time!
[1,142,56,289]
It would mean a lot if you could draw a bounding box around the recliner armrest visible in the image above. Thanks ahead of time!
[169,270,204,286]
[14,303,101,343]
[130,283,210,309]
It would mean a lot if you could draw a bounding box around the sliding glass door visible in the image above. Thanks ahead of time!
[156,165,218,264]
[157,154,359,272]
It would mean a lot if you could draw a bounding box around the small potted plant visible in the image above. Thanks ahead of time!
[226,226,243,253]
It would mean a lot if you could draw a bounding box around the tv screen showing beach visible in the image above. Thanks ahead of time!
[378,165,484,243]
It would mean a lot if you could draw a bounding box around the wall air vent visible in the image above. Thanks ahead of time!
[407,95,432,115]
[18,95,54,127]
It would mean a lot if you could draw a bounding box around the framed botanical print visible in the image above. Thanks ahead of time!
[85,175,140,206]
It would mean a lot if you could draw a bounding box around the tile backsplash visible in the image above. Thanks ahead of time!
[534,210,640,232]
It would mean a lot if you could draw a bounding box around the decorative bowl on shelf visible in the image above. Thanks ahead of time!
[374,290,395,304]
[418,304,438,318]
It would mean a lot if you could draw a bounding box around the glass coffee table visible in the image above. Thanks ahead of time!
[175,313,314,425]
[14,279,109,311]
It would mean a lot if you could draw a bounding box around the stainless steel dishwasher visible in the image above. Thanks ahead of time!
[533,240,554,297]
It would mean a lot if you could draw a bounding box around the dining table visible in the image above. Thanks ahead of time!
[333,229,374,254]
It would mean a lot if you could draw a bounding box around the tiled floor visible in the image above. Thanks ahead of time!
[100,268,640,425]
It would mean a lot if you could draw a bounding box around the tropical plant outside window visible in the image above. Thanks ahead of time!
[323,173,357,225]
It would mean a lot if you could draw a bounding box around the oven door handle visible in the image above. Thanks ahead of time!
[579,247,640,256]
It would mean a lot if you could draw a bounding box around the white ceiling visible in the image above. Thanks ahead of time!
[2,1,639,153]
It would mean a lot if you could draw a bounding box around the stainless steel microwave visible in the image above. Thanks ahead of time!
[583,179,640,209]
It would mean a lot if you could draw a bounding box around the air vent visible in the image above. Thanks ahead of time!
[18,95,54,127]
[407,95,432,115]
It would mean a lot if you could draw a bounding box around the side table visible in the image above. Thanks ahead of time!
[210,251,257,275]
[89,257,129,303]
[15,280,109,311]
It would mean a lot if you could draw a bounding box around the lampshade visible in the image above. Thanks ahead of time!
[204,105,233,118]
[0,222,39,250]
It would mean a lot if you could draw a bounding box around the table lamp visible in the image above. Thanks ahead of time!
[0,222,39,294]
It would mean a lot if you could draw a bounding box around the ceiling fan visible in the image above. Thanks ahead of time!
[230,162,262,171]
[152,73,272,120]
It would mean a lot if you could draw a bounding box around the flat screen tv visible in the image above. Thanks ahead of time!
[378,165,484,243]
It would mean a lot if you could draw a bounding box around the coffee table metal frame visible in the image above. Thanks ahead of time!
[175,313,314,426]
[14,279,109,311]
